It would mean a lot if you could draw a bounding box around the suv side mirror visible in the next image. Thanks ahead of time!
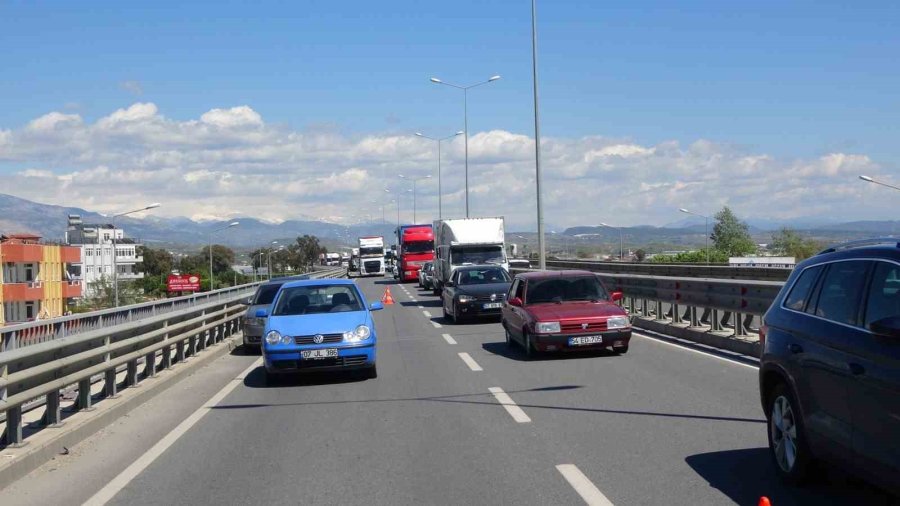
[869,316,900,339]
[611,291,623,302]
[508,297,523,307]
[255,309,268,318]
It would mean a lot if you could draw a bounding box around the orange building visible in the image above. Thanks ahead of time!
[0,233,82,326]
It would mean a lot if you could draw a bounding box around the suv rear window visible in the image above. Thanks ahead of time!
[784,265,823,311]
[811,261,869,326]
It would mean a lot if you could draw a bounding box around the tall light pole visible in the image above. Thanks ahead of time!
[385,188,410,228]
[679,208,710,265]
[430,74,501,217]
[599,222,624,260]
[399,174,432,224]
[531,0,546,271]
[208,222,239,291]
[859,175,900,192]
[416,131,463,220]
[267,240,278,280]
[111,202,160,307]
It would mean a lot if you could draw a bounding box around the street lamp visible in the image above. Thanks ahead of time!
[859,175,900,192]
[208,222,239,291]
[385,188,410,228]
[679,208,710,265]
[415,131,463,220]
[599,223,624,260]
[111,202,161,307]
[267,240,278,280]
[430,74,501,217]
[530,0,546,271]
[399,174,432,224]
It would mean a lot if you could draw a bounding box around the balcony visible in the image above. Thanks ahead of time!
[118,272,145,280]
[62,280,83,298]
[61,246,81,264]
[3,281,44,301]
[2,244,44,263]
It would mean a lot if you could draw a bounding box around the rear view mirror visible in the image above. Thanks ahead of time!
[255,309,268,318]
[869,316,900,339]
[245,297,254,305]
[508,297,523,307]
[611,291,624,302]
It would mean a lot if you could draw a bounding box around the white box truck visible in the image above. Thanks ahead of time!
[432,217,508,293]
[358,236,385,276]
[325,253,341,266]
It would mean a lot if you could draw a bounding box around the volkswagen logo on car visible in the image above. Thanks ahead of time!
[313,334,325,344]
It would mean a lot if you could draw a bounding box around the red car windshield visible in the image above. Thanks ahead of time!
[526,276,608,304]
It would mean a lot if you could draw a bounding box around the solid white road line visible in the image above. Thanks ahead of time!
[488,387,531,423]
[422,310,432,318]
[632,332,758,370]
[458,352,483,371]
[83,358,263,506]
[431,321,443,329]
[555,464,615,506]
[441,333,458,345]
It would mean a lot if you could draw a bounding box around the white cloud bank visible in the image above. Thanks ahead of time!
[0,102,893,229]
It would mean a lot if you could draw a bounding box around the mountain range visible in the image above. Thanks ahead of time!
[1,193,897,251]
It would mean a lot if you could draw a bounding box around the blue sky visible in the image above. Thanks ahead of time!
[1,0,898,228]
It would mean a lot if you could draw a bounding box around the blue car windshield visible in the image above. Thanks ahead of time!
[273,285,363,315]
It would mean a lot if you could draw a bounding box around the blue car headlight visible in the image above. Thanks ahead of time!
[344,324,371,343]
[265,330,282,345]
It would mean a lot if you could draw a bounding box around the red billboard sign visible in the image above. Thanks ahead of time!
[167,274,201,293]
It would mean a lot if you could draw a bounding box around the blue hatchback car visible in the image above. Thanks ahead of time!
[257,279,382,382]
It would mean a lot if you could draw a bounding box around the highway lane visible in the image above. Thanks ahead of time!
[4,275,895,505]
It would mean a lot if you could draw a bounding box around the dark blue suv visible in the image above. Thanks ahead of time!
[759,239,900,495]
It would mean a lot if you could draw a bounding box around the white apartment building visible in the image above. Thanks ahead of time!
[65,215,144,297]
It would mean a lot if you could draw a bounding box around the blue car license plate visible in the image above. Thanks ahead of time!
[568,335,603,346]
[301,348,339,360]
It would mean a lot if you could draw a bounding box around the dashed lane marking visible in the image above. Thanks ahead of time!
[441,333,457,345]
[422,310,432,318]
[555,464,615,506]
[458,352,483,371]
[488,387,531,423]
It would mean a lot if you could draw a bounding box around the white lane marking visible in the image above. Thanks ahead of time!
[458,352,483,371]
[632,332,758,370]
[422,310,432,318]
[556,464,615,506]
[442,333,457,345]
[84,358,263,506]
[431,321,443,329]
[488,387,531,423]
[411,298,418,303]
[417,305,425,309]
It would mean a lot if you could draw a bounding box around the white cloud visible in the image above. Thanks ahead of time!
[0,102,892,230]
[120,80,143,96]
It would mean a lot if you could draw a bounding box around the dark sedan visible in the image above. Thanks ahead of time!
[441,265,512,323]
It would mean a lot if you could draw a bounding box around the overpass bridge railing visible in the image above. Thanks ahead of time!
[0,267,346,447]
[543,259,792,281]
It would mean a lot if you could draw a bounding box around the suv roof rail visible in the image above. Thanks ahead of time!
[817,237,900,255]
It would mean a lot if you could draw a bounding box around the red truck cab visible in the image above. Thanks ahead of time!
[501,270,631,358]
[396,225,434,282]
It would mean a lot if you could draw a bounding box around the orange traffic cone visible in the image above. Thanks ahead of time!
[381,287,395,305]
[758,497,772,506]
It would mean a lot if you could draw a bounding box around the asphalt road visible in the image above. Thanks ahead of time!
[4,276,896,505]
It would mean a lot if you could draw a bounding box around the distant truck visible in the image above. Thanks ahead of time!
[349,248,360,274]
[325,252,341,266]
[357,236,385,276]
[395,225,434,282]
[432,217,508,293]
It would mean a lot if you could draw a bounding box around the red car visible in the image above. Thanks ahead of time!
[501,270,631,357]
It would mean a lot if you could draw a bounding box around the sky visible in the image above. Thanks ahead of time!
[1,0,898,231]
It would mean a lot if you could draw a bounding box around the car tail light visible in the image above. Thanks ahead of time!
[759,324,768,353]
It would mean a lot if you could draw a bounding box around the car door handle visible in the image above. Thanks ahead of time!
[848,363,865,376]
[788,343,803,354]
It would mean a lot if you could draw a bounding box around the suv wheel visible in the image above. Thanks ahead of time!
[768,383,812,484]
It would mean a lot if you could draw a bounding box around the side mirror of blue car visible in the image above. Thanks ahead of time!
[369,302,384,311]
[255,309,268,318]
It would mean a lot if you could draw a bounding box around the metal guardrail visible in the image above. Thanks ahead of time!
[0,267,346,446]
[543,259,792,281]
[511,268,785,338]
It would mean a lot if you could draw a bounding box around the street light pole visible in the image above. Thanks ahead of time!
[267,241,278,280]
[431,75,501,217]
[679,208,710,265]
[599,222,624,260]
[859,175,900,192]
[531,0,547,271]
[208,222,239,291]
[399,174,431,224]
[110,202,160,307]
[416,131,463,221]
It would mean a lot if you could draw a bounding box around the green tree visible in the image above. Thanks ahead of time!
[198,244,236,277]
[293,235,327,271]
[136,247,173,276]
[770,227,821,261]
[711,206,757,257]
[634,249,647,262]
